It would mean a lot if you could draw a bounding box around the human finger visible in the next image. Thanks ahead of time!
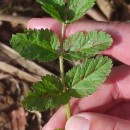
[27,18,130,65]
[72,65,130,114]
[42,65,130,129]
[27,18,62,37]
[65,112,130,130]
[42,107,66,130]
[65,20,130,65]
[105,101,130,120]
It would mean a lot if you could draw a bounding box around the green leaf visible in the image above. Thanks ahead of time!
[66,0,96,23]
[10,29,59,62]
[63,31,113,61]
[23,75,70,111]
[36,0,66,22]
[66,56,112,97]
[36,0,95,23]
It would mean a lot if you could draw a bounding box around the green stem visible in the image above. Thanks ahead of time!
[59,55,65,90]
[66,102,71,119]
[60,23,66,52]
[59,23,71,120]
[59,23,66,90]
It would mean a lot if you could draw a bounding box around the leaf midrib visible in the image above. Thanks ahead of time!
[71,60,110,89]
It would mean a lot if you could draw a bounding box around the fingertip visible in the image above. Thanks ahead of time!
[65,115,89,130]
[27,18,58,29]
[27,18,41,29]
[27,18,62,36]
[67,112,130,130]
[42,107,66,130]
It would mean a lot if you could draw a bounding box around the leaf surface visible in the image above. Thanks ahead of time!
[66,0,95,23]
[36,0,66,22]
[63,31,113,61]
[66,56,112,97]
[23,75,70,111]
[36,0,95,23]
[10,29,59,62]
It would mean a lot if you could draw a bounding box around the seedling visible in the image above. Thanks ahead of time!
[10,0,113,129]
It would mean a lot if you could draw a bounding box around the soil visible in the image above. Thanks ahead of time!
[0,0,130,130]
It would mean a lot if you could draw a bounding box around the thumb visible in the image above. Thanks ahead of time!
[65,112,130,130]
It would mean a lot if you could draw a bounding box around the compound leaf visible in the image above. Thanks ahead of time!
[66,0,96,23]
[63,31,113,61]
[66,56,112,97]
[23,75,70,111]
[36,0,95,23]
[36,0,66,22]
[10,29,59,62]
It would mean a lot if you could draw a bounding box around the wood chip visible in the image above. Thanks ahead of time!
[0,61,40,83]
[0,42,52,77]
[87,8,107,21]
[0,14,30,27]
[96,0,114,19]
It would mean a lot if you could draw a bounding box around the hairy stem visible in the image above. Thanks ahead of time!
[66,102,71,120]
[59,23,71,120]
[60,23,66,52]
[59,23,66,90]
[59,55,65,89]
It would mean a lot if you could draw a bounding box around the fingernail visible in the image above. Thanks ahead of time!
[65,116,89,130]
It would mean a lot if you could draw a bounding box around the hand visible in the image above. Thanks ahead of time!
[27,18,130,130]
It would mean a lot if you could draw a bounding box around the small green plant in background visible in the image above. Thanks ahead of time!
[10,0,113,129]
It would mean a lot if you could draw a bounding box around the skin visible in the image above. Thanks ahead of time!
[27,18,130,130]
